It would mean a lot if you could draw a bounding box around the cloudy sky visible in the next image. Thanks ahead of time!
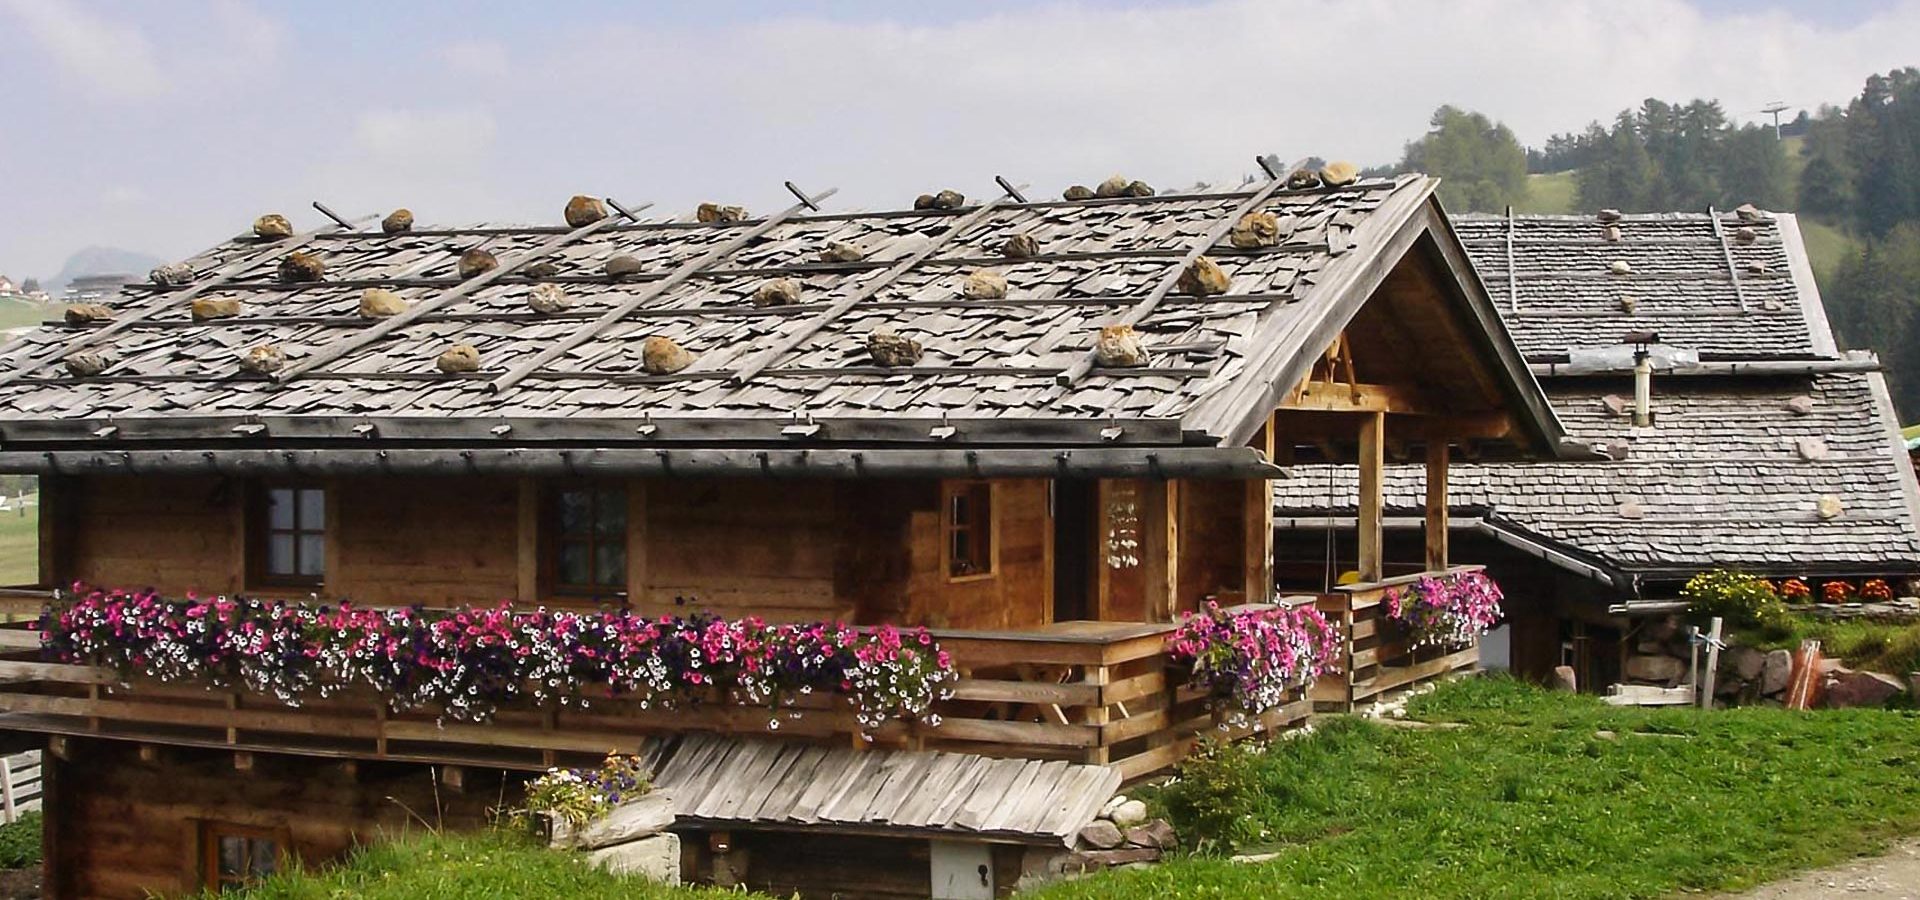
[1,0,1916,279]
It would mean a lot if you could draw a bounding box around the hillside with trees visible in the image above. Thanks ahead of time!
[1391,68,1920,418]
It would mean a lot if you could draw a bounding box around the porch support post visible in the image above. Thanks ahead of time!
[1425,440,1449,572]
[1243,415,1275,603]
[1357,412,1385,583]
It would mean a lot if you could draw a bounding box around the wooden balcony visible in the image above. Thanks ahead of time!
[0,606,1307,782]
[1308,565,1486,710]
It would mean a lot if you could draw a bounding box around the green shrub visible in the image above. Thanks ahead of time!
[0,811,40,868]
[1158,738,1267,854]
[1682,570,1788,633]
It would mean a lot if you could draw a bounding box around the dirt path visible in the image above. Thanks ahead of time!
[1724,838,1920,899]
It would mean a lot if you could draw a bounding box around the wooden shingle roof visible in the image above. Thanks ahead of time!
[0,175,1568,475]
[1276,211,1920,582]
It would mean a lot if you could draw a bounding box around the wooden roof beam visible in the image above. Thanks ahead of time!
[487,187,839,394]
[1055,160,1292,387]
[1707,206,1748,312]
[273,198,653,385]
[724,182,1024,387]
[0,212,376,391]
[1281,380,1425,415]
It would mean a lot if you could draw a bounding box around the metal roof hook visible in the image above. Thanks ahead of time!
[636,411,658,438]
[785,182,822,211]
[1100,418,1124,442]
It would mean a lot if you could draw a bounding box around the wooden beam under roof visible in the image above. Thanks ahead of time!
[0,213,376,391]
[724,184,1024,387]
[1281,380,1426,415]
[487,187,838,393]
[272,198,652,385]
[1707,206,1749,312]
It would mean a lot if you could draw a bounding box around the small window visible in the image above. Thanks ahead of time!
[249,485,324,587]
[547,486,627,596]
[945,481,995,579]
[201,822,283,892]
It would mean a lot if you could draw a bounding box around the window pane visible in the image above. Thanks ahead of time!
[950,493,968,527]
[297,489,325,530]
[267,534,296,576]
[249,839,278,878]
[594,542,625,588]
[595,490,626,537]
[298,535,325,577]
[267,489,295,530]
[557,491,591,535]
[219,835,245,876]
[558,543,590,587]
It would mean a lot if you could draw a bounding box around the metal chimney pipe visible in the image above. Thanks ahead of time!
[1632,347,1653,427]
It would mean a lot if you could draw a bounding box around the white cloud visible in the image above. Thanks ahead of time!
[353,107,499,163]
[1,0,168,99]
[439,39,511,79]
[7,0,1920,278]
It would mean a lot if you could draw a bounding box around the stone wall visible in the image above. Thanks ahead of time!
[1621,614,1912,708]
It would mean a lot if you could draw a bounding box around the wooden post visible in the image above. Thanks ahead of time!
[1424,441,1449,572]
[516,479,539,604]
[1243,416,1276,603]
[1700,617,1723,710]
[1357,412,1385,583]
[1082,665,1112,765]
[36,474,74,590]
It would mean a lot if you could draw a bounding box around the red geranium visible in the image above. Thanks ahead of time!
[1861,579,1894,602]
[1821,581,1855,604]
[1778,578,1812,602]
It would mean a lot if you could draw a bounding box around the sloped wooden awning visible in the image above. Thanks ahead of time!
[640,732,1121,846]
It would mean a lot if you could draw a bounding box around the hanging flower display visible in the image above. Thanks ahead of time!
[1382,570,1504,651]
[1777,578,1812,603]
[1821,580,1855,604]
[1861,579,1894,602]
[1165,601,1342,727]
[41,585,955,729]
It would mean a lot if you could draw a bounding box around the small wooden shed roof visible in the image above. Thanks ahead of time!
[640,732,1121,846]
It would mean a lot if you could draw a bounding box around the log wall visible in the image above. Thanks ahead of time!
[50,474,1057,629]
[43,739,504,900]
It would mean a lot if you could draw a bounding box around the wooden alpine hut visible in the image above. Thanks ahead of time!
[0,165,1578,897]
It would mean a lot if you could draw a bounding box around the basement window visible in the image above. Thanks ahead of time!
[248,485,325,587]
[944,481,996,580]
[201,822,284,891]
[547,486,627,596]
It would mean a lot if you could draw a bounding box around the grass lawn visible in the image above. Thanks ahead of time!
[1513,171,1578,215]
[0,500,37,588]
[238,829,766,900]
[0,300,50,333]
[1796,217,1863,282]
[1034,677,1920,900]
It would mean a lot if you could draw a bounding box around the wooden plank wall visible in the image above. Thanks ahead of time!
[328,477,520,606]
[44,739,503,900]
[904,480,1049,630]
[68,476,240,595]
[641,479,846,621]
[1176,479,1246,614]
[53,474,1054,630]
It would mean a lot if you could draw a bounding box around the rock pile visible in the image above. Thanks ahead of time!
[548,792,680,884]
[1017,795,1178,888]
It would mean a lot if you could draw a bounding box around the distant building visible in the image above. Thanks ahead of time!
[0,276,16,297]
[62,274,136,303]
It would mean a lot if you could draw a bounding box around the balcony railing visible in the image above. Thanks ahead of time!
[0,602,1299,781]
